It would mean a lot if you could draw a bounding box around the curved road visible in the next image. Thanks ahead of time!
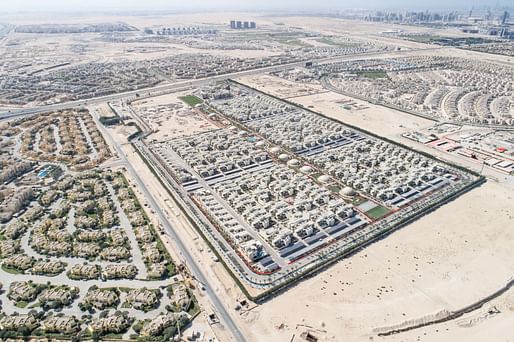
[93,115,246,342]
[0,46,443,122]
[0,45,445,341]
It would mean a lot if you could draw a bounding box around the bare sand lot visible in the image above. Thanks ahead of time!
[290,91,513,181]
[293,91,431,137]
[236,74,432,137]
[239,177,514,342]
[3,11,513,341]
[227,78,514,341]
[237,74,326,98]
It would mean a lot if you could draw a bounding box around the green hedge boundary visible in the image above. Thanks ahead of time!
[132,143,254,300]
[229,79,483,178]
[131,81,486,303]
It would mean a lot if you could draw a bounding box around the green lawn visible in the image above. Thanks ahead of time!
[401,35,494,46]
[315,37,357,48]
[328,185,341,193]
[103,334,124,340]
[270,33,311,47]
[99,115,121,126]
[275,38,309,47]
[121,301,132,309]
[15,301,29,308]
[1,265,22,274]
[403,34,439,43]
[187,297,201,317]
[179,95,203,107]
[356,70,389,79]
[366,205,391,220]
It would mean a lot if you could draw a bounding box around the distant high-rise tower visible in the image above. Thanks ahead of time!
[501,11,509,25]
[230,20,257,30]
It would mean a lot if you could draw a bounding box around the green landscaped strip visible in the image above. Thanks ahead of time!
[102,334,124,339]
[1,265,22,274]
[15,301,29,308]
[366,205,391,220]
[116,171,176,278]
[278,38,309,47]
[404,34,439,43]
[315,37,357,48]
[328,185,341,193]
[402,35,494,46]
[269,33,311,47]
[356,70,389,79]
[135,81,487,303]
[179,95,203,107]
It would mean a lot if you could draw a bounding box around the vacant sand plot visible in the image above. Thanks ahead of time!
[236,159,514,342]
[131,92,218,141]
[293,91,432,138]
[220,86,514,342]
[236,74,326,98]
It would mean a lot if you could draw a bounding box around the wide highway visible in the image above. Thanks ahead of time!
[93,114,247,342]
[0,45,442,341]
[0,46,442,121]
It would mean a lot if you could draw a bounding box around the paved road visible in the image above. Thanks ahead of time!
[0,267,173,317]
[93,114,246,342]
[0,46,443,340]
[0,46,442,121]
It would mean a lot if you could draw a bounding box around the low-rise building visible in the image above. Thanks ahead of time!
[76,230,106,242]
[0,314,38,331]
[83,288,119,309]
[141,312,189,336]
[42,315,80,334]
[125,288,160,310]
[102,264,138,279]
[100,246,130,261]
[2,220,26,239]
[142,243,162,263]
[0,239,20,258]
[73,242,101,258]
[110,229,127,246]
[148,263,167,279]
[31,260,66,275]
[68,263,101,280]
[3,253,35,271]
[171,284,191,310]
[88,314,131,334]
[134,225,154,242]
[38,286,79,306]
[128,212,146,226]
[8,281,41,302]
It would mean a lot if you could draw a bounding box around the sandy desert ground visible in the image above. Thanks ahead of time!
[3,11,512,341]
[130,92,219,141]
[236,74,327,98]
[239,175,514,342]
[109,75,514,342]
[228,75,514,342]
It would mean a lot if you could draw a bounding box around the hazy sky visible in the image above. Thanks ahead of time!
[0,0,508,12]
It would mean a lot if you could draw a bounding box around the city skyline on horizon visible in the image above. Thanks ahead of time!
[1,0,513,14]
